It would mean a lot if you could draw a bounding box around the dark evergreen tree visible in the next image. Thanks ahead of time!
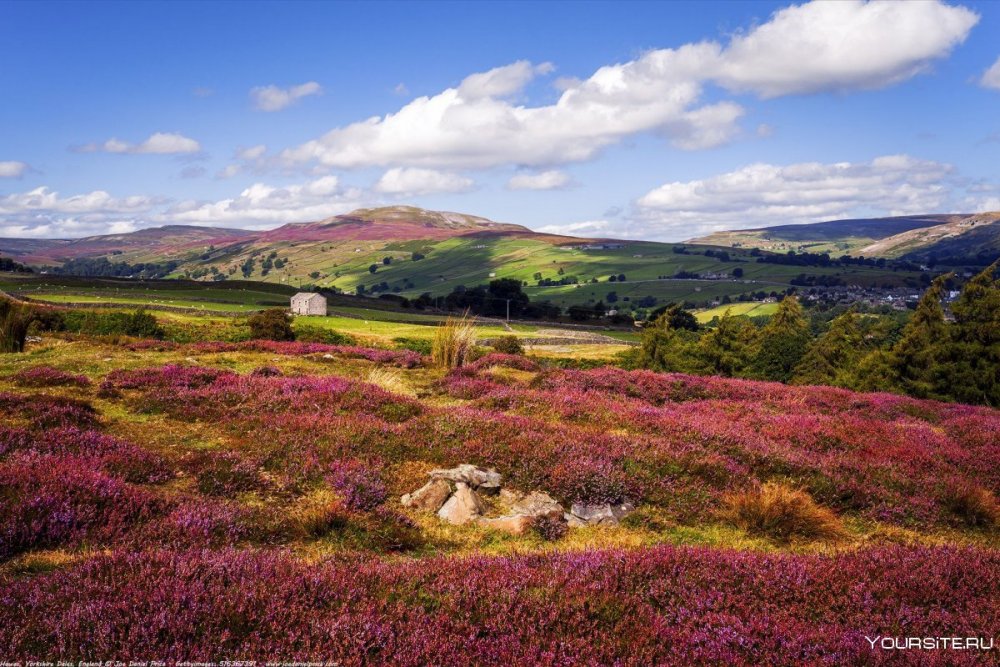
[884,275,951,399]
[751,296,810,382]
[940,262,1000,406]
[696,311,758,377]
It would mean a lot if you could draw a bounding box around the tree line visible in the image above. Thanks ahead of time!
[637,261,1000,407]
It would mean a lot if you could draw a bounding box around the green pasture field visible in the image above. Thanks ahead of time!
[694,301,781,323]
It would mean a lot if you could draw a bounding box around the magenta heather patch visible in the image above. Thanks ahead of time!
[11,366,91,388]
[325,460,387,511]
[0,453,163,560]
[0,545,997,663]
[0,391,100,429]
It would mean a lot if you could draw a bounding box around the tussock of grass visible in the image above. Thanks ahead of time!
[365,367,416,398]
[431,313,476,370]
[942,480,1000,528]
[723,483,847,543]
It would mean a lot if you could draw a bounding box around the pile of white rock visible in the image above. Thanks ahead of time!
[401,464,633,535]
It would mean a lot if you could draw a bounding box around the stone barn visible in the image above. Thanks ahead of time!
[290,292,327,316]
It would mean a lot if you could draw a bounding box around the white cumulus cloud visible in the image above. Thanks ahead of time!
[536,219,611,236]
[76,132,202,155]
[250,81,322,111]
[278,1,975,171]
[713,0,978,97]
[980,55,1000,90]
[0,186,161,238]
[507,170,572,191]
[633,155,957,240]
[159,176,368,229]
[0,161,31,178]
[374,168,474,196]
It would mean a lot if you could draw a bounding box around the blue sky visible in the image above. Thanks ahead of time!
[1,0,999,241]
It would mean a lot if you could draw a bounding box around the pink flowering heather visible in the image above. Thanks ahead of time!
[0,453,163,560]
[11,365,92,388]
[0,391,100,429]
[1,545,997,664]
[325,460,387,511]
[6,427,172,484]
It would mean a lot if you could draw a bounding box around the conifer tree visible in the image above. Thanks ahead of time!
[885,274,950,399]
[751,296,810,382]
[638,310,701,373]
[791,308,865,387]
[696,310,758,377]
[941,261,1000,406]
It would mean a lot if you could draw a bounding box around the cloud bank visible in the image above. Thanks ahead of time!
[278,1,975,171]
[76,132,202,155]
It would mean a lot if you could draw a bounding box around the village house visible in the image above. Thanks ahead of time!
[290,292,327,316]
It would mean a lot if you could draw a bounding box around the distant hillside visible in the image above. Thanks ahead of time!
[690,212,1000,262]
[0,225,255,266]
[0,205,938,309]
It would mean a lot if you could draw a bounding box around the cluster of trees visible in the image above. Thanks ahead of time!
[49,257,179,279]
[638,262,1000,406]
[0,299,164,352]
[0,256,32,273]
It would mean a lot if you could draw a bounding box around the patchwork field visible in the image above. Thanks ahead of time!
[1,332,997,662]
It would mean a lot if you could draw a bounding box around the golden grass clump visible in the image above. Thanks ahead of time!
[942,481,1000,528]
[431,313,477,369]
[365,367,416,398]
[286,490,349,539]
[724,482,847,543]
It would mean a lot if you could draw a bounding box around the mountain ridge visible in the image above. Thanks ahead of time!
[689,212,1000,261]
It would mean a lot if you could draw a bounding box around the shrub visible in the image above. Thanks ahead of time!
[723,482,847,542]
[293,325,355,345]
[326,460,387,511]
[12,366,91,388]
[431,313,477,369]
[492,335,524,355]
[393,337,433,355]
[193,452,268,497]
[247,308,295,341]
[250,365,283,377]
[532,514,568,541]
[0,298,37,353]
[0,392,100,430]
[62,308,164,339]
[941,480,999,528]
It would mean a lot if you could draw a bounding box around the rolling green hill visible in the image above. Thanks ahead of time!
[1,206,933,311]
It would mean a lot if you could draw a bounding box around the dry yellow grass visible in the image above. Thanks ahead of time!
[431,313,477,369]
[723,482,847,543]
[365,366,417,398]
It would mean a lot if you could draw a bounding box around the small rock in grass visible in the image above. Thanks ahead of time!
[430,464,501,492]
[401,479,452,512]
[437,482,484,525]
[511,491,563,519]
[478,514,533,535]
[499,488,525,505]
[570,502,635,525]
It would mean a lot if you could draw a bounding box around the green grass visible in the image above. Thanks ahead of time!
[25,293,265,312]
[694,301,780,323]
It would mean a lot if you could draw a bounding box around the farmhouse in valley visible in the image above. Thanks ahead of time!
[290,292,327,315]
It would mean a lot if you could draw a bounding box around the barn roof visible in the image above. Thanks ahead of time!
[292,292,325,301]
